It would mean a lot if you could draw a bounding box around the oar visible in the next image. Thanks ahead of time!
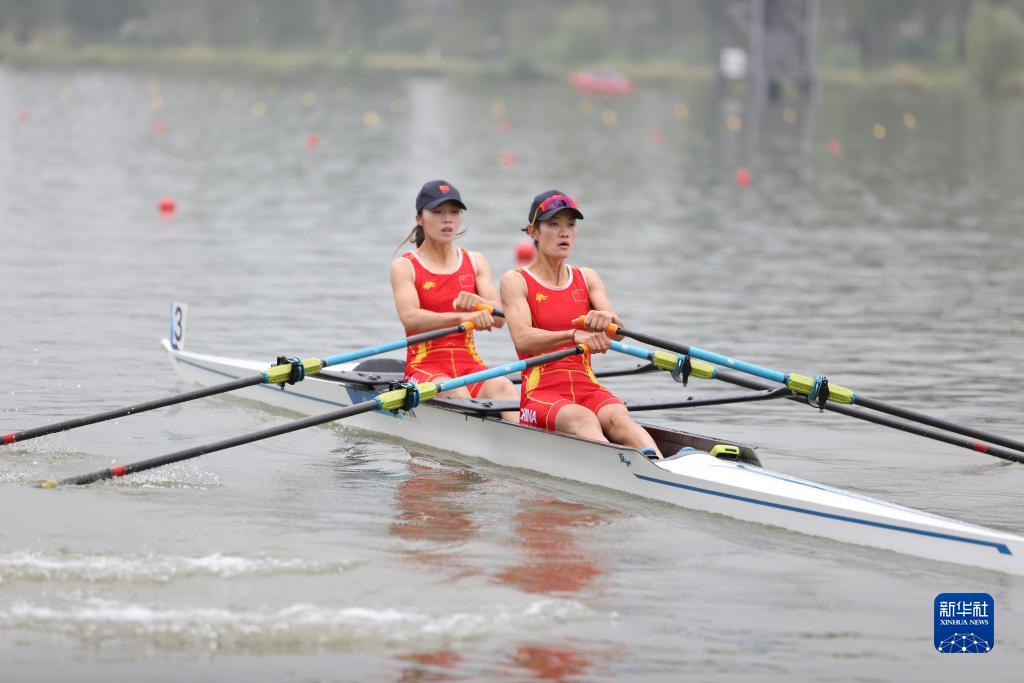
[38,343,588,488]
[604,335,1024,465]
[701,364,1024,466]
[3,322,480,447]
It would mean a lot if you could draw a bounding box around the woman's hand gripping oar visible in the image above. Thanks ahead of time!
[37,343,590,488]
[574,316,1024,464]
[3,322,483,448]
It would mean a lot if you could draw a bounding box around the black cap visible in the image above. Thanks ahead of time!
[416,180,467,212]
[527,190,584,225]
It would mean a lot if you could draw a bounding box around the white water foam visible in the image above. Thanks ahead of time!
[0,551,357,583]
[0,597,600,652]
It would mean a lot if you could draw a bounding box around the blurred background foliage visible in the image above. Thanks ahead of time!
[2,0,1024,92]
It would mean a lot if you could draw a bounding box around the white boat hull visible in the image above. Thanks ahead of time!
[162,340,1024,576]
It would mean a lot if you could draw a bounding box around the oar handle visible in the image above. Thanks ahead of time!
[474,303,505,318]
[571,315,618,337]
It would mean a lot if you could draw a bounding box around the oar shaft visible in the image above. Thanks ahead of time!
[617,327,786,383]
[852,395,1024,455]
[709,366,1024,465]
[436,345,580,393]
[3,375,264,446]
[613,327,1024,458]
[53,399,381,486]
[8,323,482,447]
[322,323,471,367]
[45,344,588,488]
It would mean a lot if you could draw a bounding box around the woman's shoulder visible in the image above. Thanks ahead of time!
[499,267,528,289]
[576,265,601,288]
[390,253,417,275]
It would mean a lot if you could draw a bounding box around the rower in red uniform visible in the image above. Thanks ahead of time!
[391,180,519,421]
[500,190,661,456]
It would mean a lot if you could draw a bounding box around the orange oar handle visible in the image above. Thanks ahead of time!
[474,303,505,318]
[571,315,618,337]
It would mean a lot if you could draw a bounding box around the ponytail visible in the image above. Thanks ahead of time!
[392,223,425,256]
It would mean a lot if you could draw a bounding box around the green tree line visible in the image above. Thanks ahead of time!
[3,1,1023,89]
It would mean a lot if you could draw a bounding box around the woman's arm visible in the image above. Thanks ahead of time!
[499,270,610,355]
[453,251,506,328]
[579,267,623,336]
[390,258,493,333]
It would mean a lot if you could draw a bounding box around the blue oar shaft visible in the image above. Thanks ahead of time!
[684,345,786,384]
[436,344,583,394]
[612,328,1024,460]
[323,324,469,367]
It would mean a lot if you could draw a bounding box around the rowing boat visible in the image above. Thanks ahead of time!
[162,337,1024,576]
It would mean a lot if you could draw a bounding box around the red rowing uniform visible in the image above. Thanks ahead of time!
[402,248,488,398]
[514,265,623,430]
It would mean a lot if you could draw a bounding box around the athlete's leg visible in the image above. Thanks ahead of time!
[596,404,660,456]
[477,376,520,422]
[554,404,607,442]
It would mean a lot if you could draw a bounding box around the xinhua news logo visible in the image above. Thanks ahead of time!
[934,593,994,653]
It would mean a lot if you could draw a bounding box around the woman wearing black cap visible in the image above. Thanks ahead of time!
[390,180,519,420]
[499,190,662,456]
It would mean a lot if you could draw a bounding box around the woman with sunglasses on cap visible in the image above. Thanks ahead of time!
[500,190,662,456]
[391,179,519,421]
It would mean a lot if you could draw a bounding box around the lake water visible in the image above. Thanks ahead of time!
[2,65,1023,681]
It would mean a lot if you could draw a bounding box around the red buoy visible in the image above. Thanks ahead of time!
[499,151,517,166]
[152,120,166,137]
[648,128,663,144]
[18,108,30,123]
[158,196,176,213]
[306,134,319,150]
[515,240,536,265]
[828,138,843,157]
[735,168,751,188]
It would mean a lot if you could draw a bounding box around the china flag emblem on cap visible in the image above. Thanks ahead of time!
[439,184,450,192]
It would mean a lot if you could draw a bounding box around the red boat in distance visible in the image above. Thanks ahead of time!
[569,71,635,95]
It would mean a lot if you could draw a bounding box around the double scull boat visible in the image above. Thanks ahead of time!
[163,338,1024,576]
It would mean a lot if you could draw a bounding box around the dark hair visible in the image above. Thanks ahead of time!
[525,223,539,248]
